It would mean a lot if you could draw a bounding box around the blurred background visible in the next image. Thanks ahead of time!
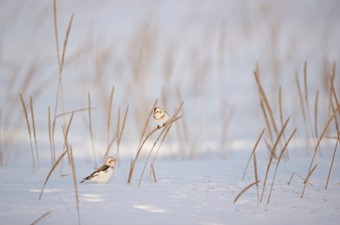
[0,0,339,166]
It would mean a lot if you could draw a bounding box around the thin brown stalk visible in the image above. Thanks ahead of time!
[30,96,39,170]
[260,100,273,145]
[39,112,74,199]
[152,102,184,162]
[260,117,290,203]
[39,149,68,199]
[302,105,340,198]
[301,164,318,198]
[278,87,284,126]
[138,115,183,187]
[128,100,158,184]
[288,172,313,186]
[48,106,55,165]
[150,163,157,183]
[115,105,129,164]
[242,128,265,180]
[234,181,260,204]
[69,146,81,225]
[303,62,316,138]
[267,128,297,204]
[104,86,115,159]
[20,94,36,170]
[88,92,97,168]
[326,136,339,189]
[314,91,319,138]
[138,99,158,149]
[254,70,278,136]
[303,62,310,113]
[53,0,61,70]
[325,74,339,189]
[253,152,260,205]
[60,13,75,75]
[279,87,288,160]
[295,73,307,122]
[30,211,51,225]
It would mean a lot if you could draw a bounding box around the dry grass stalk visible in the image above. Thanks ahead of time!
[260,100,273,146]
[303,63,317,139]
[260,117,290,203]
[242,128,265,180]
[68,146,81,225]
[152,102,184,162]
[48,106,55,165]
[150,163,157,183]
[301,164,318,198]
[325,73,339,189]
[105,86,115,159]
[30,96,39,170]
[127,100,158,184]
[326,136,339,189]
[20,94,36,171]
[288,172,302,185]
[302,104,340,198]
[278,87,288,160]
[30,211,51,225]
[51,3,75,164]
[295,73,307,123]
[39,111,74,199]
[303,62,310,114]
[254,70,278,137]
[53,0,61,70]
[314,91,319,138]
[39,149,68,200]
[138,102,183,187]
[115,105,129,164]
[267,128,297,204]
[253,151,260,205]
[88,92,97,168]
[60,13,75,75]
[138,99,158,149]
[234,180,260,204]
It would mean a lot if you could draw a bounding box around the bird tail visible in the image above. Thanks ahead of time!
[80,177,88,183]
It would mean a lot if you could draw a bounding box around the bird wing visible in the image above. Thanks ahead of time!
[80,165,110,183]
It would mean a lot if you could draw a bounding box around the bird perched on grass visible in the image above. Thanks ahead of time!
[80,157,116,183]
[153,106,169,128]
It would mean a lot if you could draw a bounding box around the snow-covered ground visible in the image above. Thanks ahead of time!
[1,156,340,225]
[1,0,340,224]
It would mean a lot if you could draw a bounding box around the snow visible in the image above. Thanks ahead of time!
[1,155,340,225]
[1,0,340,224]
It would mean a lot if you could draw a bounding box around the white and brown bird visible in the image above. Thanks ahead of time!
[80,157,116,183]
[153,106,169,128]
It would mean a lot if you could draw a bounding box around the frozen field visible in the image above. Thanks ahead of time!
[1,155,340,225]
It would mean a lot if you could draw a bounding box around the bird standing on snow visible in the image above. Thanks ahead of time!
[153,106,169,128]
[80,157,116,183]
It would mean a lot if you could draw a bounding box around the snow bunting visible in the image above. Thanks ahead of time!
[153,106,169,128]
[80,157,116,183]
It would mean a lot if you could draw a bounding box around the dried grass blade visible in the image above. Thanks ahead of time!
[30,211,51,225]
[260,117,290,203]
[234,181,260,204]
[69,146,81,225]
[20,94,36,170]
[267,128,297,204]
[254,70,278,136]
[60,13,75,75]
[242,128,265,180]
[88,92,97,168]
[39,149,67,199]
[30,96,39,170]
